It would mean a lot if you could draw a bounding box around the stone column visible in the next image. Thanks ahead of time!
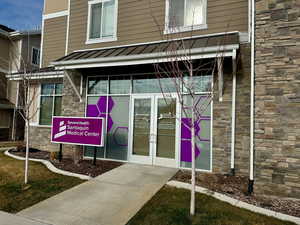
[61,70,86,163]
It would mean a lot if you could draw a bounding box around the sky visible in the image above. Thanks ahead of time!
[0,0,44,31]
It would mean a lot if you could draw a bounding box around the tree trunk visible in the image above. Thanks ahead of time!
[24,120,29,184]
[190,97,196,216]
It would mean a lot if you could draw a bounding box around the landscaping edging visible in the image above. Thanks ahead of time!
[167,181,300,225]
[5,150,91,181]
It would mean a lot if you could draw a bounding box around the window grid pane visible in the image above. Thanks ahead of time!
[39,96,54,125]
[90,3,102,39]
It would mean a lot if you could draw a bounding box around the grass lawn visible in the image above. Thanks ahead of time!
[0,151,85,213]
[127,186,296,225]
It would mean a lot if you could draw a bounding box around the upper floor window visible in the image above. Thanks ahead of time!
[165,0,207,34]
[86,0,117,44]
[31,47,40,66]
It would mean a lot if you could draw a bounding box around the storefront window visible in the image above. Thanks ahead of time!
[182,75,212,93]
[85,95,130,161]
[133,77,178,93]
[180,95,212,170]
[109,77,131,94]
[88,77,108,94]
[39,83,63,125]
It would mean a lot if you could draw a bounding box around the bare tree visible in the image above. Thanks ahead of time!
[148,0,231,215]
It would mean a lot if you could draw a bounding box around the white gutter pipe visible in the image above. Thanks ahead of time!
[231,49,237,176]
[249,0,255,194]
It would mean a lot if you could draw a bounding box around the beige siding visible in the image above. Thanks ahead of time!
[0,72,7,99]
[0,36,10,72]
[9,39,22,72]
[42,16,67,67]
[44,0,68,14]
[20,34,41,71]
[28,83,40,124]
[67,0,248,53]
[7,81,18,105]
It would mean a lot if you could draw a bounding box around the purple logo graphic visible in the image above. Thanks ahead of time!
[51,117,104,147]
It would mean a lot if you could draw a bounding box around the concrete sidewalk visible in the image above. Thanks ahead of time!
[18,163,177,225]
[0,211,50,225]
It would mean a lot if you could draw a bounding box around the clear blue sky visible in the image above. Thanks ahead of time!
[0,0,44,31]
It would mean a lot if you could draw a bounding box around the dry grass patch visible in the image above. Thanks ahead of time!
[0,151,84,213]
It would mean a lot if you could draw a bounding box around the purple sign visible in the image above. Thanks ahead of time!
[51,117,104,147]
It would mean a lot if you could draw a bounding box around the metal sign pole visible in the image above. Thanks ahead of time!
[93,146,97,166]
[59,144,63,162]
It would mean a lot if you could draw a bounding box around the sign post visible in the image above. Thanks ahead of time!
[51,117,105,163]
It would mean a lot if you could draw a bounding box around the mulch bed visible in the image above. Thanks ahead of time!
[173,170,300,218]
[9,148,123,178]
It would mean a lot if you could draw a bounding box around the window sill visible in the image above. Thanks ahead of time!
[85,37,117,45]
[164,24,208,35]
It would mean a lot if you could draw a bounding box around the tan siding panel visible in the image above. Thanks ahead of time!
[42,16,67,67]
[44,0,68,14]
[68,0,248,53]
[0,37,10,71]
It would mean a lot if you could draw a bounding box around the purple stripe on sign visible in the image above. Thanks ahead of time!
[52,117,104,146]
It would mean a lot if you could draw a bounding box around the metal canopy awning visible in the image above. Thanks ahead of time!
[52,33,240,70]
[6,67,64,81]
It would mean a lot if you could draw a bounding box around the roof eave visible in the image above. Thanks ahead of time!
[53,44,240,70]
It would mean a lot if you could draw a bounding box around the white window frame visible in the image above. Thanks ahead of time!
[86,0,118,45]
[164,0,208,35]
[38,83,63,126]
[31,47,40,66]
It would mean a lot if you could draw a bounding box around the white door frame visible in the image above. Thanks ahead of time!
[128,93,180,167]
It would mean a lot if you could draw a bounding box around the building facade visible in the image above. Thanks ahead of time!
[7,0,299,199]
[0,25,41,141]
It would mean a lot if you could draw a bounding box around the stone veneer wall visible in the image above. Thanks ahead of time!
[212,44,251,175]
[61,71,86,160]
[255,0,300,198]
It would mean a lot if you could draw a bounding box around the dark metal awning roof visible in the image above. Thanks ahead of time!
[53,32,240,70]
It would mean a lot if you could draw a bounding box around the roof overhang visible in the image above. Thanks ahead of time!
[6,70,64,81]
[52,32,241,70]
[53,44,239,70]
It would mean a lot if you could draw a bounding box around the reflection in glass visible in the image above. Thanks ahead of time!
[156,98,176,158]
[133,77,177,93]
[110,78,131,94]
[41,84,55,95]
[88,78,108,94]
[133,99,151,156]
[39,96,53,125]
[54,97,62,116]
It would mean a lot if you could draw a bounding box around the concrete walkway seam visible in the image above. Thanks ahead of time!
[5,149,91,181]
[167,180,300,225]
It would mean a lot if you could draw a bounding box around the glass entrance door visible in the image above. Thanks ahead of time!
[129,95,179,167]
[153,97,178,167]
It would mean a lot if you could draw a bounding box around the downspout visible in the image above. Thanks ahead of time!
[230,49,237,176]
[248,0,255,194]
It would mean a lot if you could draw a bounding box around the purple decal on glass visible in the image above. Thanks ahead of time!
[97,96,107,113]
[180,140,201,163]
[113,127,129,147]
[87,105,99,117]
